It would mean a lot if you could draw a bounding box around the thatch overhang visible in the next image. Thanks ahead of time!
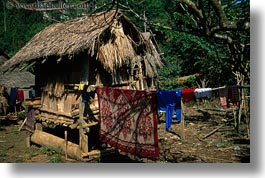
[1,10,162,78]
[0,69,34,89]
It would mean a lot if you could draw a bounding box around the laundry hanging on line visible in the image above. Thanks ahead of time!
[219,85,240,110]
[156,89,182,131]
[96,86,159,159]
[181,88,195,102]
[194,88,212,99]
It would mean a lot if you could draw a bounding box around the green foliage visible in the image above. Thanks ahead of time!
[11,130,19,135]
[41,146,62,163]
[0,153,7,158]
[25,145,39,157]
[0,0,51,57]
[41,146,58,156]
[186,75,196,88]
[17,111,26,120]
[50,155,62,163]
[0,0,249,88]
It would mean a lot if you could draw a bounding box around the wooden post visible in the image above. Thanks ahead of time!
[79,100,89,153]
[26,135,31,148]
[232,107,238,133]
[180,100,185,141]
[245,95,250,138]
[242,88,250,138]
[35,122,43,131]
[64,130,68,160]
[138,61,144,90]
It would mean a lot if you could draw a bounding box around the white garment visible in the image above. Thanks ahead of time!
[194,88,212,99]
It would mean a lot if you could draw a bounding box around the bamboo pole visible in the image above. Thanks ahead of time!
[18,117,27,131]
[64,130,68,160]
[180,100,185,140]
[202,124,225,139]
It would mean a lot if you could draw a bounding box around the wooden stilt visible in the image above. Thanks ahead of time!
[79,100,89,153]
[245,95,250,138]
[232,107,238,132]
[35,122,43,131]
[26,135,31,148]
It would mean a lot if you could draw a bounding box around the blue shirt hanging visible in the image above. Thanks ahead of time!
[156,89,182,131]
[9,87,17,107]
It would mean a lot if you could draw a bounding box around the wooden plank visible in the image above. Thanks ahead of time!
[81,150,100,157]
[40,108,72,118]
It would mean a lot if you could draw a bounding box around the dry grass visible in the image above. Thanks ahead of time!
[1,10,162,78]
[0,69,34,88]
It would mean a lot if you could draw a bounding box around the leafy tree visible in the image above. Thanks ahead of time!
[170,0,250,86]
[117,0,250,87]
[0,0,51,57]
[0,0,250,89]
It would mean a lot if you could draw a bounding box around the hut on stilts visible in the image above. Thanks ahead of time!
[0,10,162,161]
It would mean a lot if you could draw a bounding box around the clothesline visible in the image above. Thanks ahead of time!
[211,85,250,91]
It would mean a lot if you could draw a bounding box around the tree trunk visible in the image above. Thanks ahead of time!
[31,130,82,160]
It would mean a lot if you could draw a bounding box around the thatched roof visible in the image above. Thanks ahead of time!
[0,69,34,88]
[1,10,162,77]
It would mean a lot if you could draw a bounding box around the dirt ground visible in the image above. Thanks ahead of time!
[0,103,250,163]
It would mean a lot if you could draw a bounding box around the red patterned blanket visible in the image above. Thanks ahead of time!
[96,86,159,159]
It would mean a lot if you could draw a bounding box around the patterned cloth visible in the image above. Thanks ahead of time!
[219,87,228,109]
[228,85,240,107]
[219,86,240,109]
[96,86,159,159]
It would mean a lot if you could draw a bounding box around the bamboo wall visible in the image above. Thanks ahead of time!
[41,92,80,117]
[34,52,155,123]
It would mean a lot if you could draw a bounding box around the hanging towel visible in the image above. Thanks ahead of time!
[23,89,30,101]
[157,89,182,131]
[9,87,17,107]
[29,90,35,98]
[181,88,195,102]
[219,87,228,109]
[96,86,159,159]
[16,89,24,102]
[228,85,240,107]
[194,88,212,99]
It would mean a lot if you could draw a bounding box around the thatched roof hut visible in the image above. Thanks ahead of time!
[0,10,163,160]
[0,50,34,89]
[0,69,35,89]
[1,10,162,80]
